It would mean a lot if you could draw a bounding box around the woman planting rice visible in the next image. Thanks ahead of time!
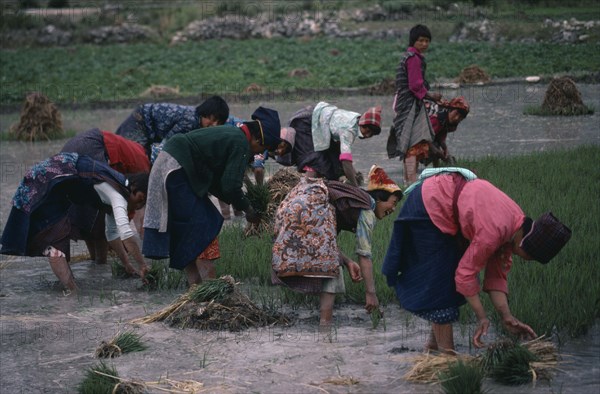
[272,165,403,326]
[382,168,571,352]
[61,128,150,272]
[0,153,149,292]
[403,96,470,171]
[276,102,382,186]
[143,107,282,285]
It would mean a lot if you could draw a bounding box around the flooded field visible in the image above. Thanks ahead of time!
[0,83,599,393]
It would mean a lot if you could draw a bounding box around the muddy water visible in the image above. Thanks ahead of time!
[1,83,599,393]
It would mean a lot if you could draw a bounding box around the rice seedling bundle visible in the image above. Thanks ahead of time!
[244,168,301,237]
[77,362,145,394]
[438,360,486,394]
[403,337,558,385]
[243,178,272,236]
[131,276,291,331]
[138,260,185,291]
[95,331,147,358]
[489,345,537,385]
[78,362,202,393]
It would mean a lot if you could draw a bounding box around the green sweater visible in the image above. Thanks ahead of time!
[163,125,252,211]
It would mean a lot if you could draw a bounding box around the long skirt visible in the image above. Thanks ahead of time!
[142,169,223,270]
[1,183,80,261]
[382,183,466,324]
[271,177,344,294]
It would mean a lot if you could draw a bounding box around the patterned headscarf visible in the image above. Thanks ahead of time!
[358,106,382,128]
[447,96,470,118]
[366,165,402,195]
[251,106,282,149]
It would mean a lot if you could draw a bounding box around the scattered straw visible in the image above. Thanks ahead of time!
[404,352,474,383]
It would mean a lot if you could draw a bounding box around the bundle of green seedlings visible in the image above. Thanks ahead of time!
[403,336,558,386]
[77,361,145,394]
[482,337,558,385]
[112,259,185,290]
[131,275,291,331]
[78,361,205,394]
[95,331,147,359]
[244,168,301,237]
[438,360,486,394]
[243,177,271,236]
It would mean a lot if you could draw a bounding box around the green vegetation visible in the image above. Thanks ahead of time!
[77,362,120,394]
[1,39,598,105]
[217,146,600,340]
[489,345,537,385]
[438,360,486,394]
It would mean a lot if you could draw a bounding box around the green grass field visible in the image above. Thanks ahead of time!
[2,39,598,105]
[214,146,599,340]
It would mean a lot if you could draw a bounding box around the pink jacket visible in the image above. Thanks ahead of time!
[422,175,525,297]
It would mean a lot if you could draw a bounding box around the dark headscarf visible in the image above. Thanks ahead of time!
[520,211,572,264]
[251,106,281,150]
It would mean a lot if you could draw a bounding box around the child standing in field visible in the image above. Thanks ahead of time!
[387,24,442,185]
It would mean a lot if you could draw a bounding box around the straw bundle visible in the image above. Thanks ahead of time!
[404,352,475,383]
[9,92,64,141]
[541,77,591,115]
[456,65,491,84]
[244,168,301,237]
[403,337,558,385]
[131,276,290,331]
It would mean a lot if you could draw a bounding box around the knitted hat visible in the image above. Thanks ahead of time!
[520,212,572,264]
[251,106,282,149]
[358,106,382,128]
[366,165,402,195]
[280,127,296,149]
